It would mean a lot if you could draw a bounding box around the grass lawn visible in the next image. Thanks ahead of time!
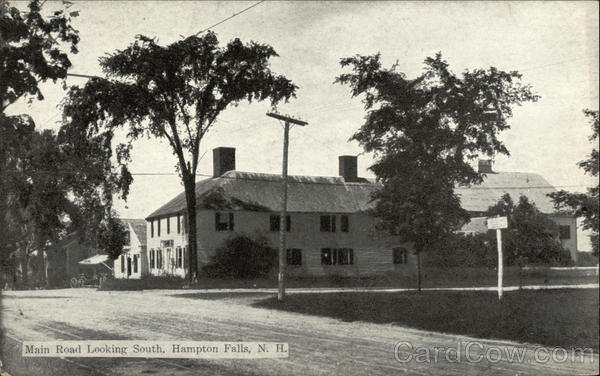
[254,288,599,351]
[99,269,599,291]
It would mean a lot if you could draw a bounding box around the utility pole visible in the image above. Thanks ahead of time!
[266,112,308,301]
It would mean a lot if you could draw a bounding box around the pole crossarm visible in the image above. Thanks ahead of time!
[266,112,308,126]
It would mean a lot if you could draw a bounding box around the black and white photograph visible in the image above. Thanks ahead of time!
[1,1,598,375]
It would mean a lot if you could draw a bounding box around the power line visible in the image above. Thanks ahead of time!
[194,0,265,36]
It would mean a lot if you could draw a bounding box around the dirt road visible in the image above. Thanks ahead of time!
[1,288,598,375]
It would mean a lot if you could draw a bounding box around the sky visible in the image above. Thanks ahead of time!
[7,0,600,220]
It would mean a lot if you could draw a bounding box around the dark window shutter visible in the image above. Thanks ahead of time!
[151,221,154,238]
[177,214,180,234]
[331,216,336,232]
[228,213,234,231]
[349,249,354,265]
[341,215,349,232]
[320,216,330,232]
[215,213,220,231]
[321,248,331,265]
[157,219,161,237]
[270,215,279,232]
[286,215,291,232]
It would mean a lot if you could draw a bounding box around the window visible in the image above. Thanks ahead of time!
[321,248,354,265]
[149,249,155,269]
[341,215,349,233]
[559,225,571,240]
[123,231,131,246]
[321,248,334,265]
[286,249,302,265]
[337,248,354,265]
[215,212,234,231]
[320,215,336,232]
[120,255,125,273]
[393,247,408,264]
[177,214,181,234]
[182,215,187,234]
[150,221,154,238]
[166,217,170,234]
[133,255,138,273]
[156,249,163,269]
[176,247,183,268]
[270,215,291,232]
[157,219,161,237]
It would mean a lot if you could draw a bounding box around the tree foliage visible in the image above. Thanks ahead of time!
[1,0,80,272]
[335,53,539,256]
[97,215,128,260]
[61,32,297,279]
[488,194,572,266]
[0,0,79,110]
[549,109,599,255]
[1,1,127,286]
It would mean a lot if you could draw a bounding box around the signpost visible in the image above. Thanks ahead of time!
[487,216,508,300]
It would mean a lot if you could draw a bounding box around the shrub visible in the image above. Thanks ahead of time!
[203,234,277,279]
[425,233,496,268]
[577,251,599,266]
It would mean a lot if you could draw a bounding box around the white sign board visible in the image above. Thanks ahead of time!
[487,216,508,230]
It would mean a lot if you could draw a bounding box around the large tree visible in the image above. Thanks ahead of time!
[549,109,599,255]
[336,53,539,290]
[1,0,128,286]
[61,32,297,280]
[1,0,79,269]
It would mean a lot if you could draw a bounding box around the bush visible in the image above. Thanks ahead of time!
[203,234,277,279]
[577,251,599,266]
[425,233,496,268]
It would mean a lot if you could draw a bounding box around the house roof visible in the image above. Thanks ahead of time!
[120,218,147,246]
[459,217,489,234]
[78,254,110,265]
[456,171,557,214]
[146,170,558,220]
[146,171,379,219]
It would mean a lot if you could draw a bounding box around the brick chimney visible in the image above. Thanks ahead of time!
[478,159,494,174]
[213,147,236,177]
[339,155,359,182]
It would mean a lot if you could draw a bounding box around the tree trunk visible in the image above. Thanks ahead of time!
[416,251,422,293]
[22,251,29,288]
[183,176,198,282]
[40,249,48,288]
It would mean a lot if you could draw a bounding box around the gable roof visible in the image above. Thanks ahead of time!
[146,171,379,219]
[120,218,147,246]
[146,170,558,220]
[456,171,557,214]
